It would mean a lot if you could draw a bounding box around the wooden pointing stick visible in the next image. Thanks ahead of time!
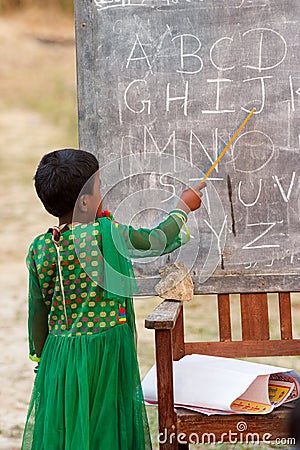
[201,107,256,183]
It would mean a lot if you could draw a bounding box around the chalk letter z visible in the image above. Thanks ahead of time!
[242,222,280,250]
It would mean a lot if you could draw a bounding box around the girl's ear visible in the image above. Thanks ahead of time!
[78,195,89,213]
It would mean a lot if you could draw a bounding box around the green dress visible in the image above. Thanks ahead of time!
[21,214,187,450]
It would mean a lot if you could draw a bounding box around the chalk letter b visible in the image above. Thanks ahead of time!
[172,34,203,75]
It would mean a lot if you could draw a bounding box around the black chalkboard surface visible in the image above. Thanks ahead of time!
[75,0,300,294]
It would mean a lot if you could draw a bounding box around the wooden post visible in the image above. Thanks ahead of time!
[155,329,178,450]
[172,303,185,361]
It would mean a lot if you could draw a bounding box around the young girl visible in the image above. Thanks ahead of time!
[21,148,206,450]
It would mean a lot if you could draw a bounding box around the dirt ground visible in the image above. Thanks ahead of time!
[0,10,162,448]
[0,10,77,449]
[0,65,69,450]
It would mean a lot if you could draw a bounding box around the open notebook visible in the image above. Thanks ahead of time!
[142,354,300,415]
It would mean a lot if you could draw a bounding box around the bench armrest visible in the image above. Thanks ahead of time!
[145,299,182,330]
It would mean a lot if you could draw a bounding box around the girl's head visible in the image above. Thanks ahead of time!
[34,148,100,219]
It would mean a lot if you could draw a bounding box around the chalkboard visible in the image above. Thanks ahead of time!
[75,0,300,295]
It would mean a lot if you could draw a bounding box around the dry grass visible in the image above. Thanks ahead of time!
[0,7,77,140]
[0,0,73,13]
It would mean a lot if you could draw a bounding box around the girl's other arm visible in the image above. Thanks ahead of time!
[28,269,49,358]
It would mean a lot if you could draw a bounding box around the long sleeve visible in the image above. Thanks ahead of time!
[117,213,189,258]
[27,254,49,358]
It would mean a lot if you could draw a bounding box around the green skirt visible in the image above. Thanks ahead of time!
[21,325,152,450]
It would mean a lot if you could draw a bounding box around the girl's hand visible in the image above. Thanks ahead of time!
[176,181,206,214]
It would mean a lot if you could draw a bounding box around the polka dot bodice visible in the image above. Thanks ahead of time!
[27,221,127,337]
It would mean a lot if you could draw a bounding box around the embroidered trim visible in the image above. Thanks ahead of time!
[50,227,69,330]
[98,210,114,221]
[118,307,126,324]
[29,354,41,363]
[170,208,188,223]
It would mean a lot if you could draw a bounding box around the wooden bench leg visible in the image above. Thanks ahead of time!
[155,329,178,450]
[148,301,185,450]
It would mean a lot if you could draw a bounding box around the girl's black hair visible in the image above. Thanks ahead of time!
[34,148,99,217]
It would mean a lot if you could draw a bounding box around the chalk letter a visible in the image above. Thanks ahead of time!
[126,34,152,73]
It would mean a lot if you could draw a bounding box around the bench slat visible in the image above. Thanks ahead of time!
[218,294,232,342]
[241,293,269,340]
[279,293,293,339]
[185,339,300,358]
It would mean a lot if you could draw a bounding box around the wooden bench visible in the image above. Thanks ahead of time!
[145,293,300,449]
